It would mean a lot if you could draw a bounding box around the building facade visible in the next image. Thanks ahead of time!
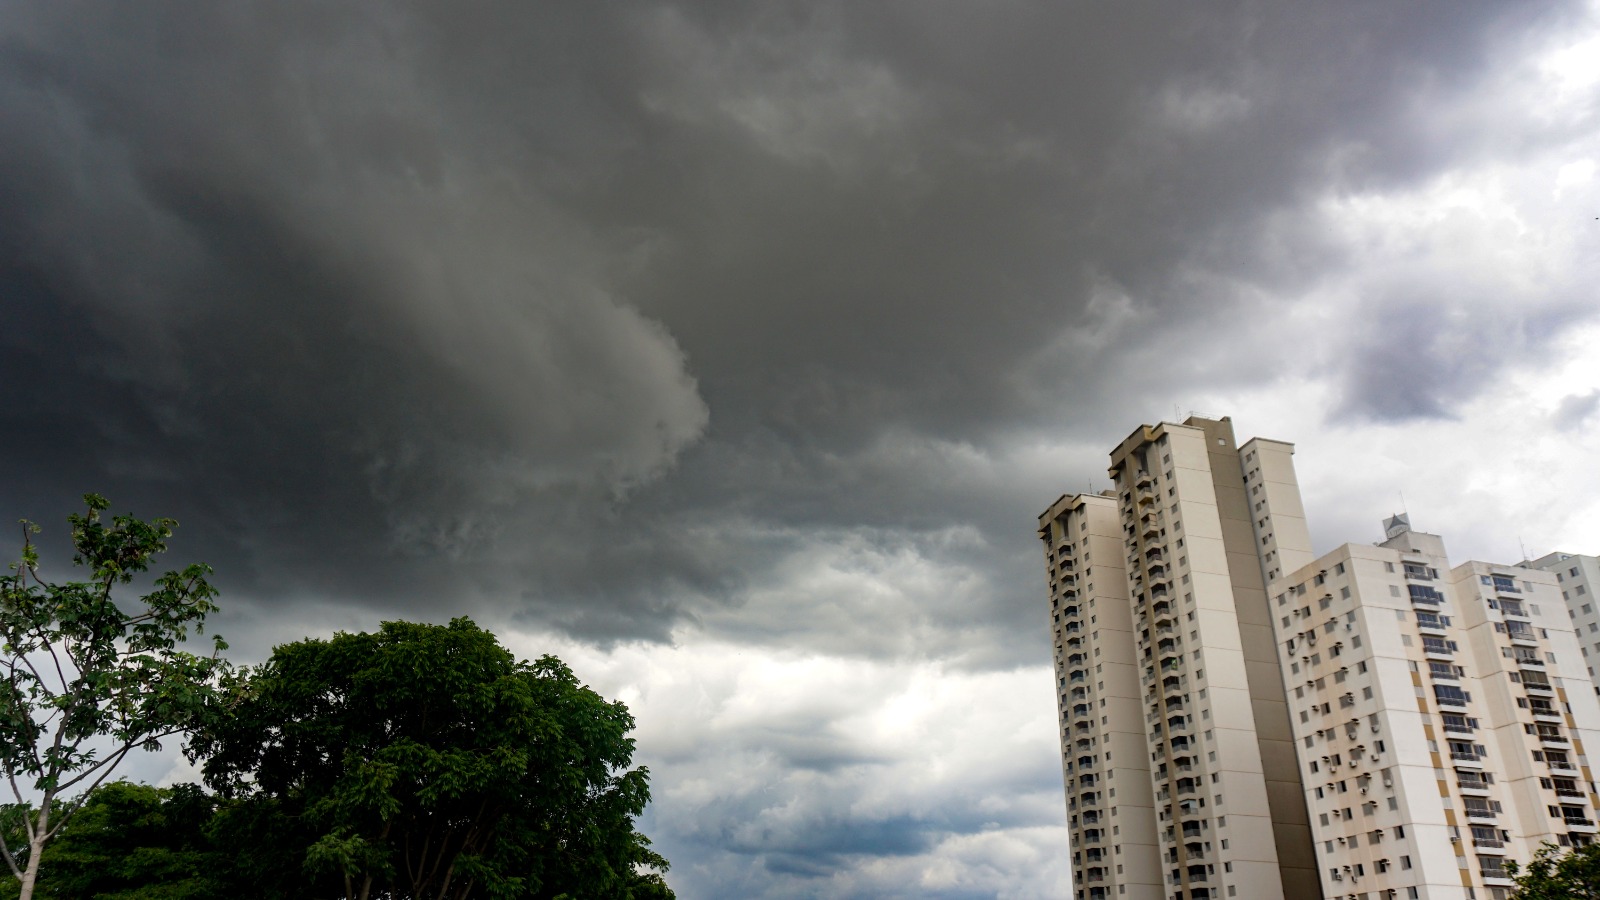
[1042,417,1320,900]
[1043,417,1600,900]
[1525,552,1600,693]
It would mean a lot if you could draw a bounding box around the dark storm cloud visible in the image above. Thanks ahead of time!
[3,0,1586,642]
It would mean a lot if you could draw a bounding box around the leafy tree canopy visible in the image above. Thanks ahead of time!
[192,618,673,899]
[0,781,226,900]
[1509,840,1600,900]
[0,495,232,900]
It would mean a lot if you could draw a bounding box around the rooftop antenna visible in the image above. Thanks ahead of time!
[1519,535,1530,564]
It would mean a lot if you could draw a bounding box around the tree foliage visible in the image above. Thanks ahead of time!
[0,781,226,900]
[192,618,673,899]
[0,495,232,900]
[1508,840,1600,899]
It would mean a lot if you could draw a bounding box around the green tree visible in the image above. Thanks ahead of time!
[0,495,233,900]
[1508,840,1600,899]
[0,781,228,900]
[192,618,673,899]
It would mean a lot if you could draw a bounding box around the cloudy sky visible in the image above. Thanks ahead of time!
[5,1,1600,896]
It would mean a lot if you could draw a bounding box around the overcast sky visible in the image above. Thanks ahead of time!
[4,2,1600,897]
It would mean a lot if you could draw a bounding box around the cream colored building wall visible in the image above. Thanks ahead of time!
[1151,424,1281,898]
[1103,419,1307,900]
[1240,437,1314,588]
[1261,523,1600,900]
[1272,540,1471,899]
[1200,424,1321,900]
[1450,561,1600,864]
[1041,492,1163,900]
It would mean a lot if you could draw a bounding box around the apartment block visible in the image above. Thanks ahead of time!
[1042,492,1163,900]
[1043,416,1600,900]
[1041,416,1320,900]
[1525,553,1600,691]
[1262,509,1600,899]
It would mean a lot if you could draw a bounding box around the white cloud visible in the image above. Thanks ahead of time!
[503,628,1073,898]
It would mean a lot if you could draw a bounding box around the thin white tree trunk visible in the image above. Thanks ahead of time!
[18,794,53,900]
[17,833,44,900]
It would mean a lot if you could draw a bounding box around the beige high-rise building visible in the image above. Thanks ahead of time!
[1043,417,1600,900]
[1041,417,1320,900]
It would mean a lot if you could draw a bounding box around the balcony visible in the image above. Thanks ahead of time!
[1416,616,1450,634]
[1524,676,1555,695]
[1403,565,1434,582]
[1566,818,1599,833]
[1452,751,1485,767]
[1422,638,1456,659]
[1507,625,1539,646]
[1538,727,1569,745]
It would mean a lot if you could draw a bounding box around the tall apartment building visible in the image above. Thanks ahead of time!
[1041,417,1320,900]
[1524,553,1600,691]
[1043,416,1600,900]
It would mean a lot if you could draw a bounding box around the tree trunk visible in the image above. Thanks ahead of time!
[17,833,45,900]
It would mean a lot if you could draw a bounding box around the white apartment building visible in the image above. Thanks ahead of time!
[1044,417,1600,900]
[1259,517,1600,900]
[1525,552,1600,692]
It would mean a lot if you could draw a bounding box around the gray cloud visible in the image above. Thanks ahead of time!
[4,1,1599,895]
[1555,388,1600,431]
